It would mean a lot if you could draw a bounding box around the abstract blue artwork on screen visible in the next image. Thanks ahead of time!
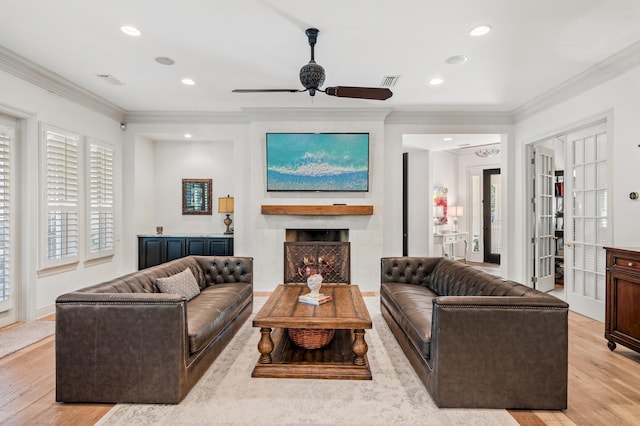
[266,133,369,192]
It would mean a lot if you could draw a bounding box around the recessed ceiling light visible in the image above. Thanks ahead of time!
[184,133,192,139]
[181,78,196,86]
[429,78,444,86]
[155,57,175,66]
[443,137,453,141]
[121,25,142,36]
[445,55,468,65]
[469,25,491,37]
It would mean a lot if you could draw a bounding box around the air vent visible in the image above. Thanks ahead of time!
[380,75,400,87]
[97,74,125,86]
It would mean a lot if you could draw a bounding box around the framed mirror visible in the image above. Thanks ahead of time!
[182,178,212,215]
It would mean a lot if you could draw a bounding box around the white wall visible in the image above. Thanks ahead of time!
[248,115,385,292]
[152,140,234,235]
[0,69,125,322]
[123,122,248,272]
[514,66,640,274]
[406,149,430,255]
[133,134,155,236]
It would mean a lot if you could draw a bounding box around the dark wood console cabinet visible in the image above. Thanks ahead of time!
[138,235,234,269]
[605,246,640,353]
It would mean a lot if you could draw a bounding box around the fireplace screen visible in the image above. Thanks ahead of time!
[284,242,350,284]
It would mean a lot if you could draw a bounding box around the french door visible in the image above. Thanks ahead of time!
[565,121,609,321]
[533,146,556,292]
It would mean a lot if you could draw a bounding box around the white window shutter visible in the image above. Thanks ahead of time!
[0,130,10,304]
[87,141,114,257]
[43,127,79,266]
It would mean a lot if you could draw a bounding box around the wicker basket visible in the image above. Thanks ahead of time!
[288,328,335,349]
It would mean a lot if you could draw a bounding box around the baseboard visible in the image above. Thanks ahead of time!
[36,304,55,320]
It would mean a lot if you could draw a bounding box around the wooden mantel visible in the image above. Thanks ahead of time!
[261,205,374,216]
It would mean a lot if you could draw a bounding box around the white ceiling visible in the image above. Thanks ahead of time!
[2,0,640,115]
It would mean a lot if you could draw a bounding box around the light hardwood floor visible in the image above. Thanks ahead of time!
[2,306,640,425]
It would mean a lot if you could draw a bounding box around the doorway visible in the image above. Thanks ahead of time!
[483,168,501,264]
[527,120,610,321]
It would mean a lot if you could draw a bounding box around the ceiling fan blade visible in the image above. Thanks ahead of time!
[232,89,303,93]
[324,86,393,100]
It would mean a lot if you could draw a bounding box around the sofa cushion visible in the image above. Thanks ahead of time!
[156,268,201,301]
[186,283,253,354]
[381,282,436,359]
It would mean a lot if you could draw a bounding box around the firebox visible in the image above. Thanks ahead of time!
[284,241,350,283]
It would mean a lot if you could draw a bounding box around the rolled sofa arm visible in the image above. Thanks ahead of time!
[56,292,189,403]
[429,295,568,408]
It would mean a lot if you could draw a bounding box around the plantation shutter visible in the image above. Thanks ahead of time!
[44,127,79,265]
[88,141,114,257]
[0,129,10,305]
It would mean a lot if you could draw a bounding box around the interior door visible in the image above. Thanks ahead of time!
[565,121,609,321]
[533,146,556,292]
[482,168,501,264]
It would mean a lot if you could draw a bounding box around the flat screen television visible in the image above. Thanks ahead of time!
[266,133,369,192]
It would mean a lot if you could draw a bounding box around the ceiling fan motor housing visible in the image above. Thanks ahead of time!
[299,60,325,95]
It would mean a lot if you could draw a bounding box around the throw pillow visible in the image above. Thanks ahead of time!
[156,268,200,301]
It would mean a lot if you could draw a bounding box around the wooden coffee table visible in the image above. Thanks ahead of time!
[252,284,372,380]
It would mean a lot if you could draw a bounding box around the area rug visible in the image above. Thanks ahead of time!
[0,321,56,359]
[97,297,517,425]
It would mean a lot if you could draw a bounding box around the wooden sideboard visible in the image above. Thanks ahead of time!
[605,246,640,353]
[138,235,234,269]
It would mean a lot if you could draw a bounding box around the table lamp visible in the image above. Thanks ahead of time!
[449,206,463,232]
[218,195,234,234]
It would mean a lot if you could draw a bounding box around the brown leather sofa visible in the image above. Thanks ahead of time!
[55,255,253,404]
[380,257,568,409]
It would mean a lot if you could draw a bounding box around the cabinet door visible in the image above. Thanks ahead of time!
[165,238,186,262]
[607,269,640,352]
[207,238,230,255]
[186,238,207,255]
[139,238,163,269]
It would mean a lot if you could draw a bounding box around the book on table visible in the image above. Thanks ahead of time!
[298,293,333,305]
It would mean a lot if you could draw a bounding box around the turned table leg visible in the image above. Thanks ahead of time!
[352,329,368,366]
[257,327,274,364]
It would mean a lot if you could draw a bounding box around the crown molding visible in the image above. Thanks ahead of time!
[0,46,125,123]
[124,110,249,125]
[241,107,392,122]
[385,110,514,125]
[512,40,640,122]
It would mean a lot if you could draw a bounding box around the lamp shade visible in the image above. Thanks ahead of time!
[449,206,463,217]
[218,195,234,213]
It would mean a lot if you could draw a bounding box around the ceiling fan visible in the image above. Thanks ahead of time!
[232,28,392,101]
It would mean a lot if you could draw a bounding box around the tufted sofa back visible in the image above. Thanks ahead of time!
[380,257,440,286]
[77,256,252,294]
[381,257,550,298]
[195,256,253,286]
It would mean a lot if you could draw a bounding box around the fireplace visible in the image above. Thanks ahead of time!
[284,229,350,284]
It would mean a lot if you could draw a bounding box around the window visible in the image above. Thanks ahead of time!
[87,140,114,258]
[42,125,79,268]
[0,121,12,308]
